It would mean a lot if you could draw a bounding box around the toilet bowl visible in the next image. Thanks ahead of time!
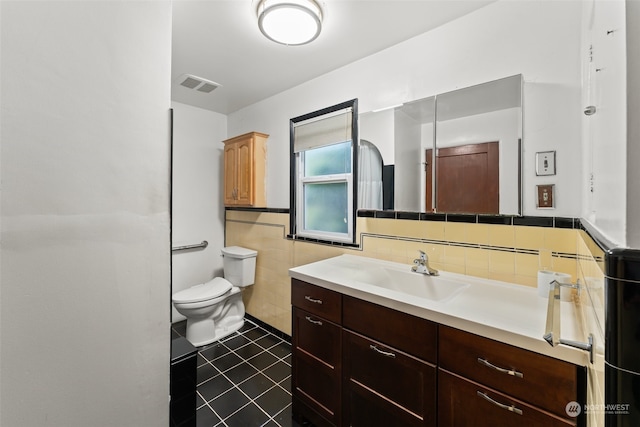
[172,246,257,347]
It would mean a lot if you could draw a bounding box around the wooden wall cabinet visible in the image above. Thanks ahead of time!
[223,132,268,207]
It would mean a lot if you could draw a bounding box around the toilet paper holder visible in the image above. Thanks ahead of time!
[543,279,594,364]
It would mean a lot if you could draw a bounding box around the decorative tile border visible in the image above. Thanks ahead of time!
[357,209,580,229]
[227,207,579,230]
[226,207,588,259]
[286,234,360,248]
[357,232,581,261]
[226,207,290,214]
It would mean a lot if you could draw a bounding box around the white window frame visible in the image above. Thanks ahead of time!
[295,147,354,243]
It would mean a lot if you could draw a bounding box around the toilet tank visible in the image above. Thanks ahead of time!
[221,246,257,287]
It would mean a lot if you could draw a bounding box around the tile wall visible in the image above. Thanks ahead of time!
[575,228,606,427]
[225,209,604,337]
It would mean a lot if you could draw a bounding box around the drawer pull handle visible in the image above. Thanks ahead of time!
[305,316,323,326]
[304,295,323,304]
[477,391,523,416]
[477,358,523,378]
[369,344,396,358]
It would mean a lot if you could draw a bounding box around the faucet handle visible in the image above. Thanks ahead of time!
[418,250,426,260]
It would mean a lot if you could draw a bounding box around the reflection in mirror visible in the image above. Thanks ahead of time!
[358,140,384,210]
[395,97,435,212]
[434,75,522,215]
[358,74,522,215]
[358,97,435,211]
[358,108,394,210]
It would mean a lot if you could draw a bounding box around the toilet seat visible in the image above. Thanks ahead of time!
[172,277,233,304]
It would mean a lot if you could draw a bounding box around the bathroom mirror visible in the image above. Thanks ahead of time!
[359,74,522,215]
[359,96,435,211]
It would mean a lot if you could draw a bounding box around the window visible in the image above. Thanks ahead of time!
[290,99,358,244]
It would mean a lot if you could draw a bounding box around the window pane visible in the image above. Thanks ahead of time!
[304,141,351,177]
[304,182,348,234]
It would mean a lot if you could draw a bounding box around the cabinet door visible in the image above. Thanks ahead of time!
[438,369,576,427]
[292,307,341,426]
[343,330,436,427]
[235,137,255,205]
[223,143,238,205]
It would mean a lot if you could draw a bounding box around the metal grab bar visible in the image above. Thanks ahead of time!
[172,240,208,252]
[543,279,594,364]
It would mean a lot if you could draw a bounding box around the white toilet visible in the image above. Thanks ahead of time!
[172,246,257,347]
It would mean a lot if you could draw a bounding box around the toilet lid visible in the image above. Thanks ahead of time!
[172,278,233,304]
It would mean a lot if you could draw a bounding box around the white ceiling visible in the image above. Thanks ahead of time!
[171,0,496,115]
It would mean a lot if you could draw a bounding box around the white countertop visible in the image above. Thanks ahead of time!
[289,254,590,366]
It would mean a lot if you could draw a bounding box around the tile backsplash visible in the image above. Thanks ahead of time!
[225,209,603,336]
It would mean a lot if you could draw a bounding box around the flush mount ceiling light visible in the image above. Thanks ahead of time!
[256,0,323,46]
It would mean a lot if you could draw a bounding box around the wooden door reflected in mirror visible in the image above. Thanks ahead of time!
[426,141,499,214]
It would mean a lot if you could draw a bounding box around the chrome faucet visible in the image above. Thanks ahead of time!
[412,250,439,276]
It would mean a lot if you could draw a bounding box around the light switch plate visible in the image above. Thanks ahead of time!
[537,184,555,208]
[536,151,556,176]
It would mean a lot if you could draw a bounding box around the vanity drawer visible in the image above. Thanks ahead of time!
[343,329,436,426]
[293,307,341,367]
[291,278,341,324]
[438,369,576,427]
[439,325,580,419]
[343,295,437,362]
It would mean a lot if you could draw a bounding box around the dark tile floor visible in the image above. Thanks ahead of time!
[172,318,304,427]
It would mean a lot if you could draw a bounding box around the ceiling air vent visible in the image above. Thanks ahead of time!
[176,74,221,93]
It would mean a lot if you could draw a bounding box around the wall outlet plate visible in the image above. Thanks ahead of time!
[536,151,556,176]
[536,184,555,208]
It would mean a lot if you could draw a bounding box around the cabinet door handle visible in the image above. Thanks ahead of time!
[369,344,396,358]
[477,391,523,415]
[305,316,322,326]
[477,358,523,378]
[304,295,323,304]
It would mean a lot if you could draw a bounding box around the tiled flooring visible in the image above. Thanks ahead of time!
[172,318,304,427]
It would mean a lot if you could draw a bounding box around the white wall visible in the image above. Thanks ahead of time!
[581,0,628,246]
[171,102,227,321]
[0,2,172,426]
[628,0,640,248]
[228,0,583,217]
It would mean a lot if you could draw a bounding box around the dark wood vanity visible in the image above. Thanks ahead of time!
[291,278,587,427]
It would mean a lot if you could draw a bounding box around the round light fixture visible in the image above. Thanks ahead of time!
[256,0,323,46]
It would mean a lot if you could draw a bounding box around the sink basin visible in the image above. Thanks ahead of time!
[351,267,469,302]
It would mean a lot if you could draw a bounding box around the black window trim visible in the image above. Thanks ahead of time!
[289,98,359,245]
